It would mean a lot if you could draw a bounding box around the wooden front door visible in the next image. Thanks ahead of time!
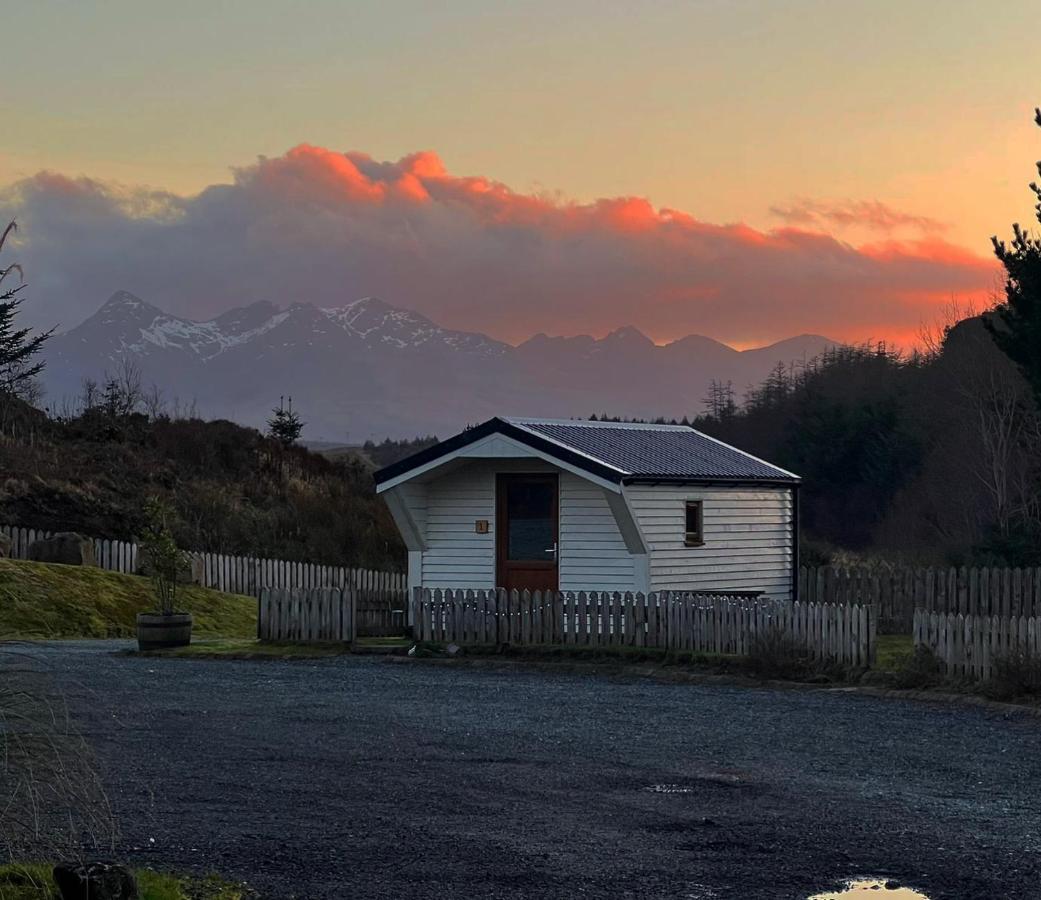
[496,474,559,591]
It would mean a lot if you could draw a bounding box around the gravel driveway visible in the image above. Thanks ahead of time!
[19,642,1041,899]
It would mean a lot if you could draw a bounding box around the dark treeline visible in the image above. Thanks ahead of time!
[0,385,405,571]
[595,315,1041,566]
[361,435,439,469]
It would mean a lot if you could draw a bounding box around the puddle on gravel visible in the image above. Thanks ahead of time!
[810,879,930,899]
[645,783,698,794]
[644,772,744,793]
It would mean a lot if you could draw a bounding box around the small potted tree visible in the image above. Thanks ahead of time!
[136,498,193,650]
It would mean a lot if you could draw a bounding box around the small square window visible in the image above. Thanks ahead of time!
[685,500,704,547]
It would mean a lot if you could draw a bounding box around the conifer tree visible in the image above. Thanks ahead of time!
[267,395,304,448]
[0,222,52,399]
[988,108,1041,403]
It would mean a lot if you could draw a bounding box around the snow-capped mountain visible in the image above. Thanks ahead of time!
[43,292,836,440]
[62,291,506,363]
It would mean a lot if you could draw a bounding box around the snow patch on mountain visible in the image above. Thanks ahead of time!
[320,297,508,355]
[123,309,292,360]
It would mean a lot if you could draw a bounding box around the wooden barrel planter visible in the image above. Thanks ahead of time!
[136,613,193,650]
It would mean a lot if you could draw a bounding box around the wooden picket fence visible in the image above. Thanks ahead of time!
[913,609,1041,681]
[194,552,405,601]
[258,588,356,643]
[800,565,1041,634]
[2,525,140,574]
[356,595,407,637]
[1,524,406,605]
[412,589,875,668]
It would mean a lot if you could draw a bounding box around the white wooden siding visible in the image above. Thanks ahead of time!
[397,458,636,591]
[625,485,794,600]
[422,466,496,588]
[397,482,427,535]
[558,475,635,591]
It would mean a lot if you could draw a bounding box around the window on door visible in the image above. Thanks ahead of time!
[685,500,704,547]
[506,480,556,560]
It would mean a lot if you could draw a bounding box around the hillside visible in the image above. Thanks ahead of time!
[0,398,405,570]
[41,291,836,440]
[0,558,256,638]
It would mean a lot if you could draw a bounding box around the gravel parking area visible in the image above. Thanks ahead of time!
[21,642,1041,899]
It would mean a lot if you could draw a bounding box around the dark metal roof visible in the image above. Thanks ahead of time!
[375,417,799,487]
[508,419,798,483]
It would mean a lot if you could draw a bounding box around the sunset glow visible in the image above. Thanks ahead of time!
[2,0,1036,347]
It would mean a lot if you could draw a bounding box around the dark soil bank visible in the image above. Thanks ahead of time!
[27,643,1041,899]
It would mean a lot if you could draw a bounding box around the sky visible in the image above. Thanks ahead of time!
[1,0,1037,347]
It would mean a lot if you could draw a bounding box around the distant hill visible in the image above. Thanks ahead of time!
[41,291,837,441]
[0,398,403,570]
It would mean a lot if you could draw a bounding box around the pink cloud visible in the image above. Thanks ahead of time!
[769,198,950,235]
[1,146,997,346]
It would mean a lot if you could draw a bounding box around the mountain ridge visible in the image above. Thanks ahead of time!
[42,292,837,440]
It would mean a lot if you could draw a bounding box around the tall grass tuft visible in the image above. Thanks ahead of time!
[0,644,116,863]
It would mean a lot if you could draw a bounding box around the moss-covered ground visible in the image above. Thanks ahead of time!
[0,558,256,639]
[0,863,253,899]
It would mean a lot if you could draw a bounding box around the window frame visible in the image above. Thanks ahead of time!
[684,499,704,547]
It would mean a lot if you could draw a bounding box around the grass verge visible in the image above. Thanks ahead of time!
[0,558,256,640]
[128,637,410,659]
[0,863,253,899]
[411,640,860,683]
[129,638,352,659]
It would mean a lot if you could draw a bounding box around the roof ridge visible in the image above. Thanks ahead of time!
[503,416,692,432]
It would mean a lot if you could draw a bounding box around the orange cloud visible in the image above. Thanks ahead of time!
[1,145,998,346]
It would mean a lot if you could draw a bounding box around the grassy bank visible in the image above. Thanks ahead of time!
[0,558,256,639]
[0,863,251,899]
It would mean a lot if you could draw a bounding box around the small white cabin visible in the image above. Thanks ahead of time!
[374,417,801,600]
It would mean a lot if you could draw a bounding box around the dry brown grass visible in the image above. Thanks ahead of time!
[0,644,116,862]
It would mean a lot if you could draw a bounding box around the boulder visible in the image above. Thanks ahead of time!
[0,532,10,559]
[28,532,96,566]
[53,862,138,900]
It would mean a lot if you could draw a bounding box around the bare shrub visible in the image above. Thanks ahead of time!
[0,646,115,861]
[745,626,815,680]
[983,645,1041,701]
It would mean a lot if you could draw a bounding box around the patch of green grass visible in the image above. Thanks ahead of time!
[0,558,256,640]
[134,638,351,659]
[0,863,251,899]
[875,634,913,672]
[357,636,410,646]
[0,862,54,899]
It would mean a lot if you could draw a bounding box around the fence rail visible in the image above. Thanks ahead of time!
[259,588,356,643]
[1,524,406,602]
[801,565,1041,634]
[413,589,874,667]
[913,609,1041,681]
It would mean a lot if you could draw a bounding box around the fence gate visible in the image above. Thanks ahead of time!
[258,588,356,643]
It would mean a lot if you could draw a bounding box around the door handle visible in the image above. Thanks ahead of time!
[545,542,558,560]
